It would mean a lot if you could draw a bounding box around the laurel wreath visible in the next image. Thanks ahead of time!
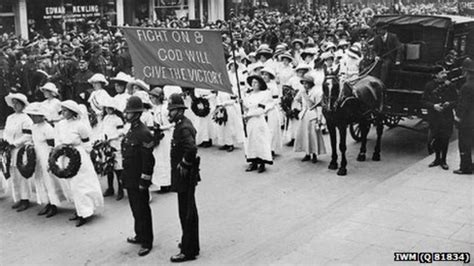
[90,140,116,176]
[0,139,13,179]
[191,97,211,117]
[48,145,82,179]
[17,144,36,179]
[212,106,228,125]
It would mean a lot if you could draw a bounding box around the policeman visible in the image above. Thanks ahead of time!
[167,93,201,263]
[421,68,458,170]
[121,96,155,256]
[454,58,474,175]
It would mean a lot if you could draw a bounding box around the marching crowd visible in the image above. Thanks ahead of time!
[1,1,473,262]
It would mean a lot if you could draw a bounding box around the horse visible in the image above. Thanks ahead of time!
[321,74,385,176]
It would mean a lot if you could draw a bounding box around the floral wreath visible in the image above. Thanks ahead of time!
[213,106,228,125]
[48,145,82,179]
[281,86,299,119]
[191,97,211,117]
[152,124,165,148]
[0,139,14,179]
[91,140,116,176]
[17,144,36,179]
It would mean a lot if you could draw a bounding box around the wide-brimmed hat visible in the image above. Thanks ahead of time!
[124,96,145,113]
[167,93,187,110]
[132,79,150,91]
[247,75,267,90]
[88,73,109,86]
[337,39,350,48]
[110,72,132,84]
[279,52,294,62]
[261,67,275,79]
[248,52,257,59]
[295,63,312,72]
[291,38,305,47]
[324,42,337,51]
[300,73,315,86]
[5,93,29,108]
[133,90,152,108]
[40,82,59,96]
[255,47,273,58]
[24,102,46,116]
[102,97,121,111]
[347,44,362,59]
[301,47,319,58]
[227,61,239,70]
[149,87,164,98]
[320,51,335,61]
[249,61,265,73]
[60,100,82,116]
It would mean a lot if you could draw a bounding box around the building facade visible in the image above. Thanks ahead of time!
[0,0,226,39]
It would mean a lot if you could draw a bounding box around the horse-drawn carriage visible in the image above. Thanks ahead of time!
[350,14,474,141]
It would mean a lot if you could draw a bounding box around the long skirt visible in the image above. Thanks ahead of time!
[152,130,172,187]
[68,146,104,218]
[32,144,69,205]
[244,116,273,164]
[294,114,327,155]
[267,108,283,154]
[9,147,34,202]
[196,114,215,144]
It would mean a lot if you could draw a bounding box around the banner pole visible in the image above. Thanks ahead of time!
[228,11,248,138]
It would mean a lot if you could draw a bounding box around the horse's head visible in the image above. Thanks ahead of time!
[322,75,342,112]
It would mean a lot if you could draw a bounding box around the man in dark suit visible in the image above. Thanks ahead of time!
[121,96,155,256]
[373,23,401,85]
[167,93,201,263]
[454,58,474,175]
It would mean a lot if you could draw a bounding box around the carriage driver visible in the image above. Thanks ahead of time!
[373,22,402,85]
[421,67,458,170]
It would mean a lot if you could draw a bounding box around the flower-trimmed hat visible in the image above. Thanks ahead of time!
[247,75,267,90]
[5,93,29,108]
[88,73,109,86]
[110,72,132,84]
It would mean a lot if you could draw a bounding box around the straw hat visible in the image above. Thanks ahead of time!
[88,73,109,86]
[261,67,276,79]
[247,75,267,90]
[60,100,83,116]
[320,51,335,61]
[133,90,152,107]
[5,93,29,108]
[291,38,305,47]
[40,82,59,96]
[24,102,46,116]
[347,44,362,59]
[249,61,265,73]
[110,72,132,84]
[295,63,312,72]
[133,79,150,91]
[279,52,294,62]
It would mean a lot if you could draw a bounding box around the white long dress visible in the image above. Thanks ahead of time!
[215,92,241,146]
[266,81,283,154]
[243,90,273,164]
[4,112,34,202]
[293,70,327,155]
[285,75,304,142]
[30,122,69,205]
[151,101,173,188]
[55,118,104,218]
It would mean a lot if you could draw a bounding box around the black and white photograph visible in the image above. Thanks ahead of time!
[0,0,473,264]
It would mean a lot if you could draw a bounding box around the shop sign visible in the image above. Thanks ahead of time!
[43,5,100,21]
[122,27,232,93]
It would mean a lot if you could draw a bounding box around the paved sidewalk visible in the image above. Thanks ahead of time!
[274,141,473,265]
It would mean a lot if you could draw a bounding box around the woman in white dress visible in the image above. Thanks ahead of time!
[243,75,273,173]
[97,98,125,200]
[293,73,326,163]
[111,72,132,112]
[55,100,104,227]
[39,82,62,123]
[24,102,68,217]
[261,67,283,156]
[194,88,217,147]
[3,93,34,211]
[88,73,111,122]
[149,87,173,193]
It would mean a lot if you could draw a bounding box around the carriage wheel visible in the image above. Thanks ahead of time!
[384,115,401,128]
[349,123,363,142]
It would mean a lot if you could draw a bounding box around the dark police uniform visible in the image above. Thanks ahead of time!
[121,118,155,249]
[455,74,474,173]
[170,116,200,258]
[421,78,458,165]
